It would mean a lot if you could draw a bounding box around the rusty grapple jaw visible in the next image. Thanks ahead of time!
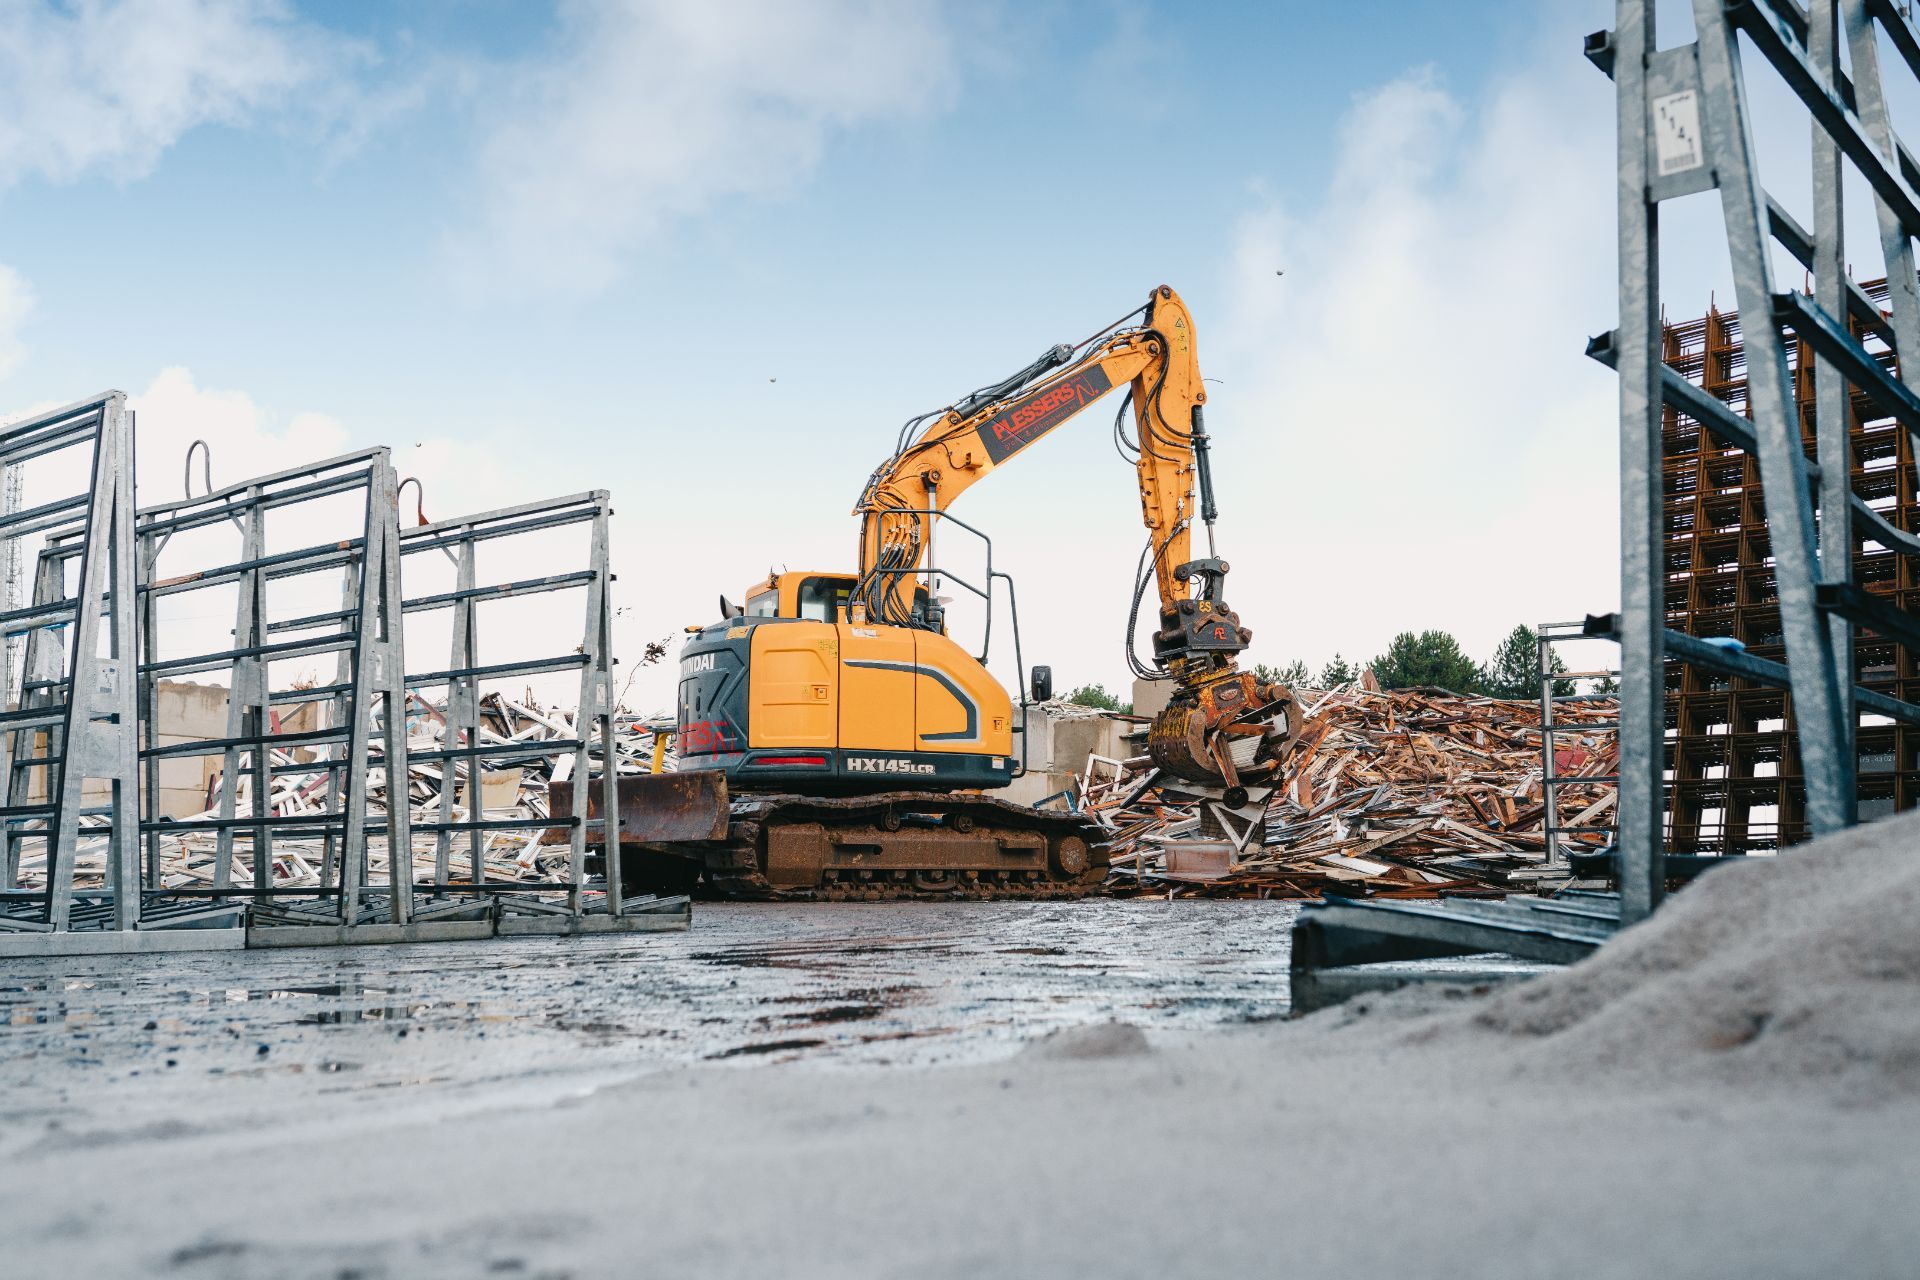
[1145,555,1304,788]
[1148,674,1304,791]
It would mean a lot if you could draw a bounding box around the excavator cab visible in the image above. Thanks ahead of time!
[676,570,1014,796]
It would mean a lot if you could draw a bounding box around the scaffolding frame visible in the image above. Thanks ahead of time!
[1592,0,1920,922]
[0,399,686,952]
[1536,621,1621,870]
[127,447,413,931]
[0,392,141,935]
[398,490,635,932]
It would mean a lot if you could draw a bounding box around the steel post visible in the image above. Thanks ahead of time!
[1613,0,1668,922]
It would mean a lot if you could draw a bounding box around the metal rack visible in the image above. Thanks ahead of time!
[398,491,669,934]
[1536,620,1620,870]
[1591,0,1920,922]
[0,398,687,952]
[0,392,140,938]
[1290,892,1619,1014]
[1290,0,1920,1005]
[132,448,413,937]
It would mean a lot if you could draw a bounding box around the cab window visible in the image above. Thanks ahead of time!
[746,590,778,618]
[798,577,851,622]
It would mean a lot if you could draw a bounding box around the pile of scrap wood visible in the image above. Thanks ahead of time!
[26,692,673,894]
[1088,684,1618,898]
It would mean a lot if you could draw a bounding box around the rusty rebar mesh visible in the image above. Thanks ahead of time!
[1664,278,1920,853]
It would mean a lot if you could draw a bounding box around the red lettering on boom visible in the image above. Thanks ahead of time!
[992,375,1097,445]
[974,364,1112,463]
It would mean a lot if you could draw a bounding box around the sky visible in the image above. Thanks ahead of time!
[3,0,1894,713]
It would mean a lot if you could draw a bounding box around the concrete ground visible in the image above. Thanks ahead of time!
[1,884,1914,1278]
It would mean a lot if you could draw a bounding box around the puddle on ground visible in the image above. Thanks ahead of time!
[0,900,1301,1125]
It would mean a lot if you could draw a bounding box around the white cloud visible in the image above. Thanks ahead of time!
[1202,55,1624,674]
[452,0,960,293]
[608,41,1635,709]
[0,0,333,187]
[122,369,614,704]
[130,366,350,495]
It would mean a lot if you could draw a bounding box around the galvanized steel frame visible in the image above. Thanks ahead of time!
[0,392,140,932]
[1596,0,1920,921]
[134,447,412,925]
[1536,621,1620,870]
[397,490,624,922]
[0,405,680,950]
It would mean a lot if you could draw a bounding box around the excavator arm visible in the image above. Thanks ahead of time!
[850,284,1301,792]
[854,285,1205,625]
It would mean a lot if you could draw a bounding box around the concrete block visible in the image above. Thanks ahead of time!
[1132,677,1176,720]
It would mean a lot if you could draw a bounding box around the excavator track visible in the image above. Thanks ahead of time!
[685,791,1108,901]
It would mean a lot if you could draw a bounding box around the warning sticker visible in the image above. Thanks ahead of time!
[1652,90,1704,176]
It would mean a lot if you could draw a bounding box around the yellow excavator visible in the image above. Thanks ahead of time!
[616,285,1301,897]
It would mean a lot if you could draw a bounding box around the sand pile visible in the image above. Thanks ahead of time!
[1429,809,1920,1099]
[1019,1020,1151,1060]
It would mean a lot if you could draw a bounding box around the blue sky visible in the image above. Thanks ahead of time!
[1,1,1648,711]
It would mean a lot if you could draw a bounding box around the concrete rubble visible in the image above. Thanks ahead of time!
[18,681,1616,904]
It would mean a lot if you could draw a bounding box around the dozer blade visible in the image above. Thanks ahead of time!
[548,772,731,845]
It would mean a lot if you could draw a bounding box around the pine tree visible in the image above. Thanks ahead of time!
[1370,630,1483,694]
[1481,625,1573,699]
[1319,653,1357,686]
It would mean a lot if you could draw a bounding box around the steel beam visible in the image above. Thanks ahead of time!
[1612,0,1668,922]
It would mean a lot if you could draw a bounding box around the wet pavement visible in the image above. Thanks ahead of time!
[0,899,1298,1149]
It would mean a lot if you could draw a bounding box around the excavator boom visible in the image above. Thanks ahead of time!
[854,286,1205,632]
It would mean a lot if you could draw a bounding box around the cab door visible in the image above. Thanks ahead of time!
[836,622,917,751]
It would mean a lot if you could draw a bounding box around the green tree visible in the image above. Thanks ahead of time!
[1481,624,1574,699]
[1370,630,1483,694]
[1253,660,1311,686]
[1063,682,1131,714]
[1319,653,1358,686]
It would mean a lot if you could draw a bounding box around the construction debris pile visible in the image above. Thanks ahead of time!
[21,693,675,895]
[1089,685,1619,898]
[24,682,1615,903]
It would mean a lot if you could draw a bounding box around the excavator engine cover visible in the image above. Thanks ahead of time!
[1148,673,1302,785]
